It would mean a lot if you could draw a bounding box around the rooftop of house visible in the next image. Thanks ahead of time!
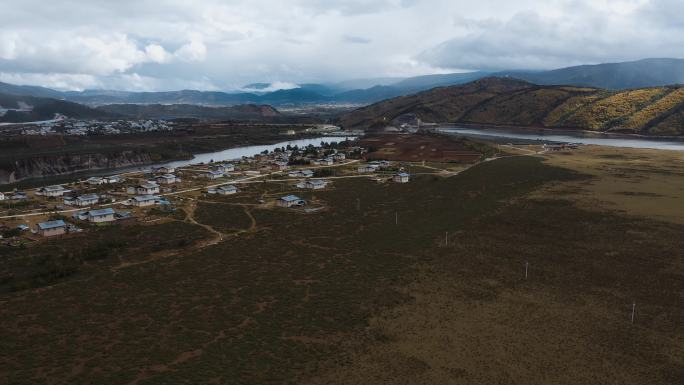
[308,179,327,185]
[38,220,66,230]
[133,195,159,202]
[218,185,237,190]
[280,195,302,202]
[396,172,410,177]
[77,194,99,201]
[89,208,116,217]
[157,174,177,179]
[41,185,66,191]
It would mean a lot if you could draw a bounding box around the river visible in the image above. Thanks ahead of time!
[2,136,356,189]
[150,136,357,170]
[438,127,684,151]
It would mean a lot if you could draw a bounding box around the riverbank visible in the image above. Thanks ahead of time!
[438,125,684,151]
[0,123,337,188]
[436,122,684,141]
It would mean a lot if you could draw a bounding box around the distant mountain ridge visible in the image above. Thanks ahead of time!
[0,93,115,123]
[1,58,684,108]
[337,77,684,136]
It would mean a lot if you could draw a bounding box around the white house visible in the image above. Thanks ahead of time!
[305,179,328,190]
[332,153,346,161]
[136,183,160,195]
[217,185,238,195]
[277,195,306,208]
[38,185,69,197]
[73,194,99,207]
[106,175,123,184]
[393,172,410,184]
[155,174,179,185]
[272,161,289,171]
[206,170,224,179]
[153,166,175,174]
[358,164,380,174]
[288,169,314,178]
[36,220,67,237]
[85,177,106,185]
[76,208,116,223]
[320,158,334,166]
[0,192,4,201]
[214,163,235,173]
[132,195,159,207]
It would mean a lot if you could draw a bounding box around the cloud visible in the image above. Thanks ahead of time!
[0,0,683,91]
[344,35,372,44]
[419,1,684,70]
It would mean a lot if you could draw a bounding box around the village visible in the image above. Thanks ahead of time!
[0,140,416,243]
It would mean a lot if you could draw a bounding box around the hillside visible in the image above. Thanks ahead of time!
[0,93,113,123]
[337,77,684,136]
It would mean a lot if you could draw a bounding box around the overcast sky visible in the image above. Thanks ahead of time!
[0,0,682,91]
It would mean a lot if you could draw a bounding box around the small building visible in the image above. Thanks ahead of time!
[136,183,160,195]
[73,194,99,207]
[283,129,296,136]
[12,192,29,201]
[37,220,67,237]
[393,172,410,184]
[38,185,69,197]
[332,153,346,161]
[217,185,238,195]
[106,175,123,184]
[0,192,4,201]
[153,166,175,174]
[272,161,289,171]
[214,163,235,173]
[288,169,314,178]
[305,179,328,190]
[76,208,116,223]
[206,170,224,180]
[277,195,306,208]
[358,165,380,174]
[85,177,105,185]
[132,195,159,207]
[319,158,334,166]
[156,174,179,185]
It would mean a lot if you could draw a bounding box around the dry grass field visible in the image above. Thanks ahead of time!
[1,147,683,384]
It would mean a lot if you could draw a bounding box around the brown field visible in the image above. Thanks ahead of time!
[358,134,486,162]
[1,144,683,384]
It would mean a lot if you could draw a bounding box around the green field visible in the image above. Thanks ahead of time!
[1,156,682,384]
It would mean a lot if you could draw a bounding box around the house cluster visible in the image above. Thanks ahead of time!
[207,184,238,195]
[295,179,329,190]
[543,143,581,151]
[84,175,124,185]
[18,119,176,136]
[357,160,392,174]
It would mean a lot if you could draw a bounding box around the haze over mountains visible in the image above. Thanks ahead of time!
[2,59,684,108]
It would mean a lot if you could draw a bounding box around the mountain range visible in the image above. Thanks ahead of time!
[337,77,684,136]
[1,58,684,108]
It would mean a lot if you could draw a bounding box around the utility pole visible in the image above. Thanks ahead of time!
[395,211,398,225]
[631,302,636,324]
[525,261,529,280]
[445,231,448,247]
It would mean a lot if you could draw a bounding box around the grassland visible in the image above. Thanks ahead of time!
[0,150,683,384]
